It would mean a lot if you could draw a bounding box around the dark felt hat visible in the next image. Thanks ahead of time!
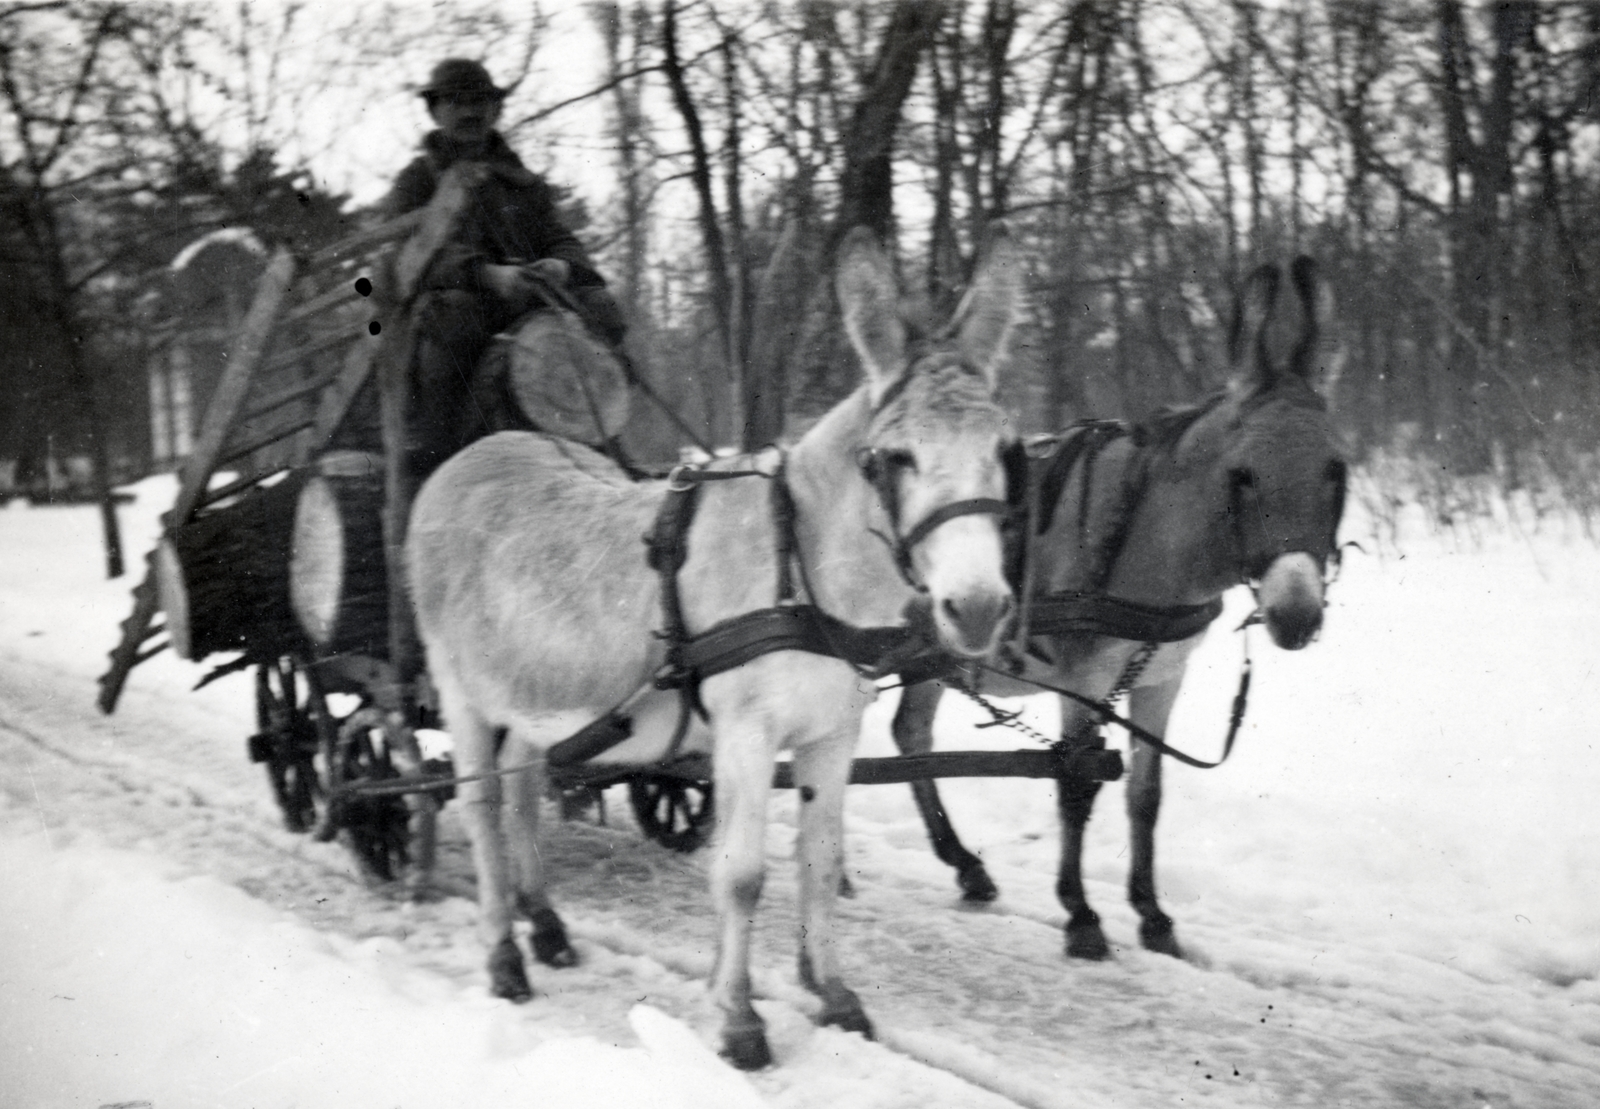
[418,58,505,102]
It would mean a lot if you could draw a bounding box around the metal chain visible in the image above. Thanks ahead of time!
[953,675,1054,746]
[951,637,1157,750]
[1103,640,1159,708]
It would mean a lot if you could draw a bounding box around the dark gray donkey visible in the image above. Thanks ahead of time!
[890,256,1347,960]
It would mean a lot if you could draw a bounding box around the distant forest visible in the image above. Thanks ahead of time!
[4,2,1599,520]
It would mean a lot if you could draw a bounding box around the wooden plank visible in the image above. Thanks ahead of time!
[167,248,298,529]
[554,748,1121,791]
[281,280,360,328]
[770,749,1103,787]
[308,209,425,270]
[242,365,345,423]
[132,640,170,666]
[98,567,161,713]
[309,338,379,450]
[219,417,315,466]
[375,170,476,704]
[197,469,278,510]
[258,327,359,377]
[393,164,477,300]
[378,309,423,699]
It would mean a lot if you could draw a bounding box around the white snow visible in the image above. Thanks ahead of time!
[1,475,1598,1108]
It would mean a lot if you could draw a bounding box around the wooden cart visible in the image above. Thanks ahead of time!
[98,169,1125,877]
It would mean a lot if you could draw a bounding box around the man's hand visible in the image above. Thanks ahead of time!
[482,259,570,310]
[482,263,535,306]
[527,258,570,286]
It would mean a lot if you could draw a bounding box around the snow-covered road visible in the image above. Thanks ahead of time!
[1,482,1596,1108]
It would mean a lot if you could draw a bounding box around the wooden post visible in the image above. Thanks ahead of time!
[376,309,421,708]
[374,166,478,709]
[168,248,298,528]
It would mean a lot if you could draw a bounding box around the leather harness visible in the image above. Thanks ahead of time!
[645,453,1006,723]
[1019,418,1225,649]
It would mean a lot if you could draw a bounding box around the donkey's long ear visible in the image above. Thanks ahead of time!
[1288,255,1344,397]
[1286,256,1335,374]
[836,226,907,404]
[1229,262,1282,390]
[952,223,1025,388]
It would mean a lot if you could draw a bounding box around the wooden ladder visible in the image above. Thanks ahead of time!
[97,169,476,713]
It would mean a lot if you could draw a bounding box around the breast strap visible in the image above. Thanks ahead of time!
[645,463,936,720]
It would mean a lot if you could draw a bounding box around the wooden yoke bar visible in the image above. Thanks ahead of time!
[375,166,478,707]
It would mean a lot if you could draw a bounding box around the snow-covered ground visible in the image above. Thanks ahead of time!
[1,476,1597,1108]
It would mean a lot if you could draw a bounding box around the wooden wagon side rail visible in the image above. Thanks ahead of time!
[97,249,296,713]
[97,173,476,714]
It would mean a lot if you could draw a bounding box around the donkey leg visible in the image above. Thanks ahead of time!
[1055,711,1109,960]
[502,737,578,968]
[792,733,874,1041]
[445,701,531,1002]
[707,720,781,1070]
[1127,678,1184,958]
[891,681,998,902]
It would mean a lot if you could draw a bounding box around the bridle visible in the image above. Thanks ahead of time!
[855,358,1024,592]
[855,445,1017,592]
[1224,386,1348,591]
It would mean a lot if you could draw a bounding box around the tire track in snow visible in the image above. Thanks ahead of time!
[0,667,1052,1108]
[2,654,1595,1108]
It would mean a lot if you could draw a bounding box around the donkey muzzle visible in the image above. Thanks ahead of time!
[1257,552,1324,650]
[937,587,1016,658]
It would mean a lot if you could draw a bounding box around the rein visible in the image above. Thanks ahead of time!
[968,397,1260,770]
[974,628,1254,771]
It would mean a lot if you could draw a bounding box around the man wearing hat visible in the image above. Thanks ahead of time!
[384,58,626,477]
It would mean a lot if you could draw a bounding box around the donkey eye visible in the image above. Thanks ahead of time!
[881,449,917,473]
[1230,468,1257,489]
[1325,459,1347,484]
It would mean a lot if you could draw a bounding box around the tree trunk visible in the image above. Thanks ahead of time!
[662,0,738,445]
[834,0,943,246]
[36,201,125,578]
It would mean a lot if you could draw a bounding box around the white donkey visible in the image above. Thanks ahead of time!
[407,227,1025,1068]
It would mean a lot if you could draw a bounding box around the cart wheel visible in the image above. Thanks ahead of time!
[628,776,714,853]
[324,706,412,884]
[252,659,321,834]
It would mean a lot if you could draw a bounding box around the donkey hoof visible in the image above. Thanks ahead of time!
[530,908,579,968]
[1139,916,1183,958]
[958,864,999,902]
[1065,913,1110,960]
[488,937,534,1002]
[837,873,857,899]
[819,998,875,1041]
[720,1021,773,1071]
[533,931,578,968]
